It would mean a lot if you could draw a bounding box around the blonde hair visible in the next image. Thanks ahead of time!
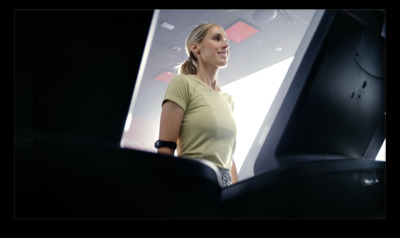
[178,23,219,75]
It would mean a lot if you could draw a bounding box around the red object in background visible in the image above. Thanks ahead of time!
[155,71,175,82]
[225,20,259,43]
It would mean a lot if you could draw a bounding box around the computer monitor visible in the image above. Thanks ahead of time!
[246,10,385,177]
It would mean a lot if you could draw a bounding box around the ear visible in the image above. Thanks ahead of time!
[190,43,200,55]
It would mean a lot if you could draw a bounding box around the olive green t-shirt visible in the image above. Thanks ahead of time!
[163,74,237,170]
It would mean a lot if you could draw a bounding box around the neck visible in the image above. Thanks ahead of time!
[196,65,220,91]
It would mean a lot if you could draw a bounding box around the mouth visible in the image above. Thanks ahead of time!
[217,51,228,58]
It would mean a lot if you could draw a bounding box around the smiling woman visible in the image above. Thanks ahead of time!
[156,23,238,187]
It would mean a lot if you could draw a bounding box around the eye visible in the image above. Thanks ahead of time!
[213,35,221,41]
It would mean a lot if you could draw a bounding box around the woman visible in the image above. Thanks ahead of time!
[155,23,238,187]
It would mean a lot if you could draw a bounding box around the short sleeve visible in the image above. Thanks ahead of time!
[162,75,190,111]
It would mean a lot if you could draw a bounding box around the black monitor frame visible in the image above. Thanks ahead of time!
[251,10,385,176]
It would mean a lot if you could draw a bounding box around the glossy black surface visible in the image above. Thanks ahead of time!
[221,159,385,218]
[15,134,222,218]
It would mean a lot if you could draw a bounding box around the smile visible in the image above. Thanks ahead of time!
[218,52,228,58]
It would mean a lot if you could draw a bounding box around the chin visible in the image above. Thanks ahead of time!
[218,60,228,69]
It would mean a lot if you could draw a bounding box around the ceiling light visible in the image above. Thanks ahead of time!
[160,22,175,30]
[172,46,181,53]
[252,10,277,22]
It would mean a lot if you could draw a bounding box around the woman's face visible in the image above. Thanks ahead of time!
[194,25,230,69]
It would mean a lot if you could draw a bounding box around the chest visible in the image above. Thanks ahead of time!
[182,90,236,137]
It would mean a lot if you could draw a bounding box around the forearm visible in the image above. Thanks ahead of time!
[231,159,238,184]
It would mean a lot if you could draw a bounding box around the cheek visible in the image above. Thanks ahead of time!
[200,48,214,60]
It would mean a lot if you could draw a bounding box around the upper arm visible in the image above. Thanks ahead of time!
[158,75,188,154]
[158,100,184,145]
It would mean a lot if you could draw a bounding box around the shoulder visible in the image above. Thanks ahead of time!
[166,74,189,89]
[168,74,200,90]
[170,74,192,84]
[164,74,196,100]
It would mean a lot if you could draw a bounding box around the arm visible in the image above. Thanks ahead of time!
[157,100,184,155]
[231,159,238,184]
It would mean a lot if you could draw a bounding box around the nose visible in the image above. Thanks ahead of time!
[222,39,229,50]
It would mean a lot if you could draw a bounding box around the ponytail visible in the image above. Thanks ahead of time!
[179,54,197,75]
